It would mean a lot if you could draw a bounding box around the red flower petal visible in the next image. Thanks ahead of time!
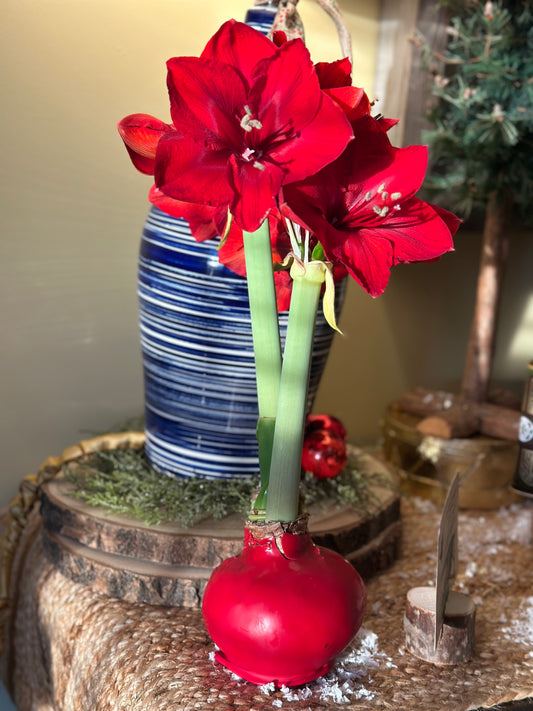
[430,204,463,237]
[314,57,352,89]
[271,31,288,47]
[379,197,457,265]
[149,185,221,241]
[249,41,353,183]
[200,19,276,84]
[377,116,399,132]
[117,114,173,175]
[227,153,285,232]
[273,271,293,311]
[324,86,371,122]
[166,57,245,148]
[282,135,457,297]
[250,39,322,138]
[342,143,428,207]
[155,133,233,208]
[272,92,353,185]
[329,224,395,296]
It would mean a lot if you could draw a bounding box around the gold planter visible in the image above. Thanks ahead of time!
[382,407,521,509]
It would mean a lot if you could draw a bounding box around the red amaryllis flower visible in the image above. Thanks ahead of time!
[283,125,460,297]
[148,185,228,242]
[148,186,295,309]
[118,114,175,175]
[154,19,353,233]
[314,58,372,123]
[271,38,372,125]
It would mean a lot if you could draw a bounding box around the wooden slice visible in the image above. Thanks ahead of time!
[404,586,476,665]
[40,449,401,608]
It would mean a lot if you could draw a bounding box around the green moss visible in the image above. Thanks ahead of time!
[65,447,392,527]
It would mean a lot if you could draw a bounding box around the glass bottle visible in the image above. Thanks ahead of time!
[512,360,533,496]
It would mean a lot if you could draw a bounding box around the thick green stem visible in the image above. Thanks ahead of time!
[243,224,282,417]
[242,223,282,505]
[265,274,321,522]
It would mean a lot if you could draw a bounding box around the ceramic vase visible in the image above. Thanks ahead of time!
[138,207,345,478]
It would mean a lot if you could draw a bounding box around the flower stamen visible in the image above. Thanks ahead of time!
[240,105,263,133]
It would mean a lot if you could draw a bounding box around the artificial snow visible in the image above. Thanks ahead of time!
[501,596,533,650]
[255,627,394,706]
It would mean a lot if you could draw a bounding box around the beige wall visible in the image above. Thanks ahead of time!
[1,0,531,509]
[0,0,378,505]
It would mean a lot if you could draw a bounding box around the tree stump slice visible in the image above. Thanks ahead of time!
[40,447,401,608]
[404,586,476,665]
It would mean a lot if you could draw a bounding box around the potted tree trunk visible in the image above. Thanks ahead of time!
[383,0,533,508]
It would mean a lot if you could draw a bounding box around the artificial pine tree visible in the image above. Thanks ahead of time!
[415,0,532,414]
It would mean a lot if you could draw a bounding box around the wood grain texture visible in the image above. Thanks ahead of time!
[5,497,533,710]
[405,587,476,665]
[39,449,402,607]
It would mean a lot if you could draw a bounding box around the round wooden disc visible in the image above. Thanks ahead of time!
[40,448,401,608]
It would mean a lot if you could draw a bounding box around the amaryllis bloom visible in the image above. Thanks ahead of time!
[153,19,353,232]
[148,185,228,242]
[118,114,175,175]
[283,124,461,297]
[272,37,373,125]
[314,58,372,123]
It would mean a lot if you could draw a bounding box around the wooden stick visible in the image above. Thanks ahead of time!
[397,388,520,440]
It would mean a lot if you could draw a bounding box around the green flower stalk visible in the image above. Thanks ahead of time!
[244,218,340,521]
[242,223,282,510]
[265,263,324,522]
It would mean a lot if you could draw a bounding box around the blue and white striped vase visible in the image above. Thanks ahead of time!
[243,1,279,33]
[138,207,345,479]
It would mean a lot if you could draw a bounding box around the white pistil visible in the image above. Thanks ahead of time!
[285,218,303,257]
[240,105,263,132]
[242,147,255,161]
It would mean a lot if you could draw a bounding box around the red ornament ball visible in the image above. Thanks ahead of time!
[302,429,347,479]
[305,414,347,441]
